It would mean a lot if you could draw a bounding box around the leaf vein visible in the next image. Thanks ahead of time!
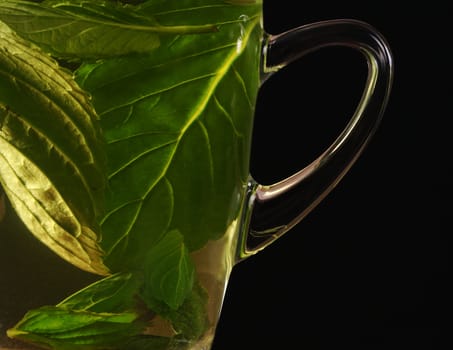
[108,139,177,180]
[100,73,216,116]
[213,95,242,137]
[106,131,179,145]
[197,120,214,183]
[233,66,253,108]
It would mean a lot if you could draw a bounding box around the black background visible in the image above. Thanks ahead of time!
[212,2,450,350]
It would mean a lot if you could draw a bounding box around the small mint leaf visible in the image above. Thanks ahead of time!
[142,229,195,310]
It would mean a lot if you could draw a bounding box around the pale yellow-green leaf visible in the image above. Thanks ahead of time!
[0,21,109,275]
[0,135,108,275]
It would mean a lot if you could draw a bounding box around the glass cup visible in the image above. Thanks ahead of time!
[0,1,393,349]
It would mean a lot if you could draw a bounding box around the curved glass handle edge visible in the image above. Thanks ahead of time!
[237,19,394,261]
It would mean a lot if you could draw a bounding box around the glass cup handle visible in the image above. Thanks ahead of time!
[238,19,394,260]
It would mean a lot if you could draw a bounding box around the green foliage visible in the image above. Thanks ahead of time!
[0,0,262,348]
[141,230,195,310]
[7,306,146,350]
[143,279,209,340]
[0,0,217,59]
[76,0,263,267]
[0,20,109,275]
[57,272,144,313]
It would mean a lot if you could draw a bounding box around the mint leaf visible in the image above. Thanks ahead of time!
[142,230,195,310]
[58,272,144,313]
[75,3,262,270]
[0,0,217,59]
[7,306,145,350]
[137,0,260,26]
[0,20,108,275]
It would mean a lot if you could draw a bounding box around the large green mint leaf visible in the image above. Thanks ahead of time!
[7,306,145,350]
[0,21,108,275]
[141,230,195,310]
[0,0,217,60]
[76,2,263,270]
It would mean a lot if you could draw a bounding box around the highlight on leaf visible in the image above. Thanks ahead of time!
[6,305,146,350]
[0,0,218,59]
[57,272,144,313]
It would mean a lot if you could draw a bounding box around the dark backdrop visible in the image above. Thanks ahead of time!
[212,2,450,350]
